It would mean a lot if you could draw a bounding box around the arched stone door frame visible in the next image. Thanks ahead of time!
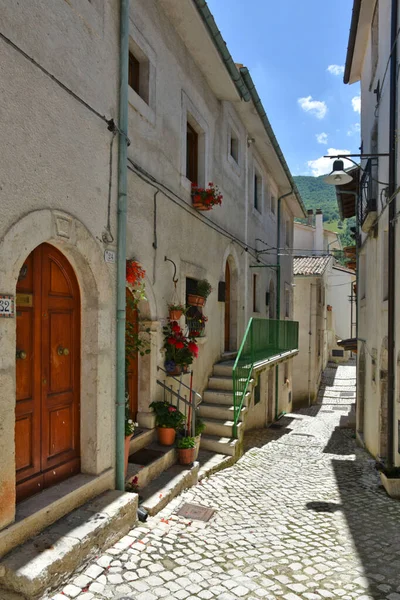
[221,246,240,353]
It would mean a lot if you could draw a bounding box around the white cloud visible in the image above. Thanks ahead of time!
[347,123,361,136]
[316,132,328,144]
[327,64,345,76]
[297,96,328,119]
[307,147,353,177]
[352,95,361,113]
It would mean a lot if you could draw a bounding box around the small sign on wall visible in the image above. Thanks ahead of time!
[0,295,15,318]
[104,250,116,264]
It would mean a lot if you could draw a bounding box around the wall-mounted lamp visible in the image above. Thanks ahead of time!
[247,137,255,147]
[324,160,353,186]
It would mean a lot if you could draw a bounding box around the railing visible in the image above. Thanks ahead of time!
[232,318,299,437]
[156,366,202,437]
[359,158,378,232]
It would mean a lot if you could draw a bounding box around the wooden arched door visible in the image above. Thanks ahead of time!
[224,262,231,352]
[126,288,139,420]
[15,243,81,502]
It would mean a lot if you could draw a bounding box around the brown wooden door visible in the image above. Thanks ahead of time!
[15,243,80,502]
[224,262,231,352]
[126,288,139,420]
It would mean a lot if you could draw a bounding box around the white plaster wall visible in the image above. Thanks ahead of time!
[326,268,356,341]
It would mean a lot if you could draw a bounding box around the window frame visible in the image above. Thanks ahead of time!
[253,169,262,213]
[128,52,140,96]
[186,122,199,184]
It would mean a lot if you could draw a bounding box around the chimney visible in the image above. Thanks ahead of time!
[307,209,313,227]
[315,209,324,252]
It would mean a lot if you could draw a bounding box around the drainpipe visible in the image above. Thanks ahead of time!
[387,0,398,468]
[275,190,293,419]
[116,0,130,491]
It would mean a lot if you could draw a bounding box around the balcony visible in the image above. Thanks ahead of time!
[359,158,378,233]
[232,318,299,436]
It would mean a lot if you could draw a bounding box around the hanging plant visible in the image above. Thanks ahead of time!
[168,303,186,321]
[126,259,146,301]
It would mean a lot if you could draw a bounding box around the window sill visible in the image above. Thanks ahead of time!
[251,206,263,222]
[227,154,241,177]
[128,88,155,126]
[181,176,193,194]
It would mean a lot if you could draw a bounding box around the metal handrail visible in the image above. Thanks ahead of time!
[155,378,199,437]
[232,318,299,438]
[157,365,202,400]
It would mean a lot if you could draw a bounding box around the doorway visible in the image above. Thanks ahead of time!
[224,262,231,352]
[126,288,139,420]
[15,243,81,502]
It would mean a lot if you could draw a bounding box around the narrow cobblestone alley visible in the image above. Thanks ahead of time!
[49,362,400,600]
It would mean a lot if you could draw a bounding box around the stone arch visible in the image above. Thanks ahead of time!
[357,345,366,436]
[0,209,115,525]
[379,337,389,460]
[221,245,240,352]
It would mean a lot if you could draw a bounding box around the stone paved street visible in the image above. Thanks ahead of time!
[48,362,400,600]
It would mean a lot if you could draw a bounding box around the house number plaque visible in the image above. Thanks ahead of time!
[0,295,15,318]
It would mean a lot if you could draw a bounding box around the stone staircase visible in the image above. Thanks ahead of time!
[199,356,252,457]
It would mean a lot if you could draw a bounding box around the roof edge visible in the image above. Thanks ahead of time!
[239,67,307,218]
[344,0,362,84]
[192,0,251,102]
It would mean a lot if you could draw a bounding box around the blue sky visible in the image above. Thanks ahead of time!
[207,0,361,177]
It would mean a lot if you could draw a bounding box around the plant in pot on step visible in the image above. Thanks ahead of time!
[187,279,212,307]
[176,435,196,465]
[125,398,138,476]
[194,414,206,460]
[167,302,186,321]
[163,321,199,376]
[149,401,185,446]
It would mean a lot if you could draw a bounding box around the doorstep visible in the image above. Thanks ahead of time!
[0,469,114,559]
[0,490,138,599]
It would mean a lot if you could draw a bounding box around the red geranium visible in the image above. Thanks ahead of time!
[191,183,223,208]
[175,341,185,349]
[188,341,199,358]
[167,337,176,346]
[171,322,181,333]
[126,260,146,285]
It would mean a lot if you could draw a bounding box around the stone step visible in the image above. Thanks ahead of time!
[200,434,238,456]
[203,417,242,438]
[221,351,237,361]
[139,462,199,517]
[198,402,247,421]
[0,490,138,599]
[213,361,235,377]
[126,443,177,489]
[203,389,250,406]
[128,427,157,456]
[208,376,234,391]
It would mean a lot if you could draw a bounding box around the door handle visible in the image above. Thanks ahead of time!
[57,346,70,356]
[16,349,27,360]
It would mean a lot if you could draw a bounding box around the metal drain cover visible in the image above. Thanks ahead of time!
[176,502,215,522]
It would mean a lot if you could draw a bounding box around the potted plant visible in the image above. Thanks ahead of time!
[125,402,138,475]
[149,401,185,445]
[168,303,186,321]
[187,279,212,307]
[191,182,223,211]
[187,309,208,338]
[378,466,400,498]
[163,321,199,375]
[177,435,196,464]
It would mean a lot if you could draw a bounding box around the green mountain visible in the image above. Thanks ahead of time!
[293,175,338,222]
[293,175,355,248]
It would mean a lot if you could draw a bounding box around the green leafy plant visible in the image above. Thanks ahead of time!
[149,401,185,429]
[125,397,138,436]
[195,415,206,436]
[168,303,186,312]
[177,436,196,449]
[196,279,212,299]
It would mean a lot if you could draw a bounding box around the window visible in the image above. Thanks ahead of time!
[254,171,262,211]
[271,195,277,215]
[230,131,239,163]
[128,52,140,95]
[186,122,198,184]
[253,274,258,312]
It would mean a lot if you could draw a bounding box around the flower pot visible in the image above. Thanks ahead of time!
[193,435,201,460]
[380,472,400,498]
[187,294,205,307]
[166,365,182,376]
[157,426,176,446]
[178,447,196,465]
[193,202,212,212]
[124,435,132,476]
[169,310,183,320]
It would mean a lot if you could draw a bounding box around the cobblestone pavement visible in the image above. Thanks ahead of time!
[48,362,400,600]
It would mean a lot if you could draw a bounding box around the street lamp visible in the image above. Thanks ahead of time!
[324,160,353,185]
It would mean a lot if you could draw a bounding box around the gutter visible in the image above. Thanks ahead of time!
[344,0,362,84]
[387,0,398,468]
[115,0,130,491]
[192,0,251,102]
[240,67,306,218]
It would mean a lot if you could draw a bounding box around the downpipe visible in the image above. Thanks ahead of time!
[116,0,130,491]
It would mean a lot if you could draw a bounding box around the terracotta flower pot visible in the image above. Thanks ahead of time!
[166,365,182,376]
[169,309,183,320]
[178,447,196,465]
[157,426,176,446]
[124,435,132,476]
[192,201,212,212]
[187,294,205,307]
